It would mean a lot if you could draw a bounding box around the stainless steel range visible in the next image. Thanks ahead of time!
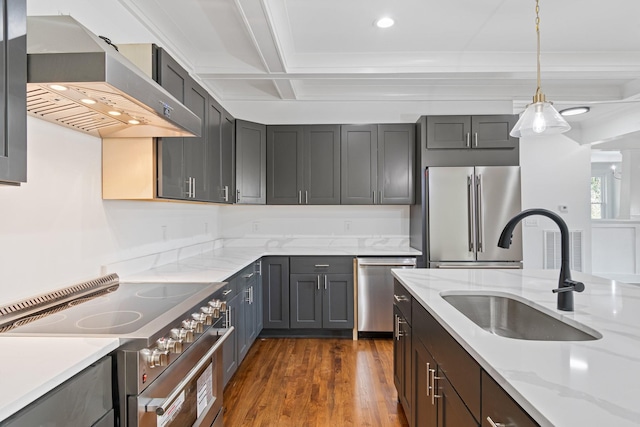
[0,273,233,427]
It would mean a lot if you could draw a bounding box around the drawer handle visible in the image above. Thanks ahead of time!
[430,369,442,405]
[314,264,330,268]
[486,417,506,427]
[393,294,409,303]
[222,289,232,296]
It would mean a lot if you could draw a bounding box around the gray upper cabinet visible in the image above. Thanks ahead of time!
[267,125,340,205]
[426,115,518,149]
[236,120,266,204]
[342,124,415,205]
[207,98,235,203]
[267,125,303,204]
[181,79,208,200]
[341,124,378,204]
[0,0,26,185]
[303,125,341,204]
[379,124,415,204]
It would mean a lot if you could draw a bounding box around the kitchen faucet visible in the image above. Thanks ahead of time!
[497,208,585,311]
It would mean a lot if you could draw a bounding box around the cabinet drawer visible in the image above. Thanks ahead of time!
[393,279,412,323]
[481,371,539,427]
[413,299,481,423]
[290,256,353,274]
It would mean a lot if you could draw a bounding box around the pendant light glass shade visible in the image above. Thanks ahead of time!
[510,101,571,138]
[511,0,571,138]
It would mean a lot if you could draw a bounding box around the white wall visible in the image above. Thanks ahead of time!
[0,118,222,306]
[519,134,592,272]
[220,204,409,241]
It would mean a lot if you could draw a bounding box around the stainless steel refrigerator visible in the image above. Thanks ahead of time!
[425,166,523,268]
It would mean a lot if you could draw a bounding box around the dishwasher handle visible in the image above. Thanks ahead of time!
[358,262,416,267]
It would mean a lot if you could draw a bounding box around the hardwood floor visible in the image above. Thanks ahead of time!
[223,338,409,427]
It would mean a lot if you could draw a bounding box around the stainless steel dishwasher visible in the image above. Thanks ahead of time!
[357,257,416,332]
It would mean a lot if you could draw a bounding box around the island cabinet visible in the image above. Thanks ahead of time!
[341,124,415,205]
[266,125,341,205]
[393,280,413,423]
[235,120,266,204]
[0,0,26,185]
[289,257,354,329]
[262,257,291,329]
[481,371,538,427]
[394,279,540,427]
[426,115,518,150]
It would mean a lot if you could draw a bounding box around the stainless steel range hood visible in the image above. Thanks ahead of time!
[26,15,200,138]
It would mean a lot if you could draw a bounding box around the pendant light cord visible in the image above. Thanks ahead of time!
[534,0,545,102]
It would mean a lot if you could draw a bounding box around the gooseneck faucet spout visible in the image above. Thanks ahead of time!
[498,208,585,311]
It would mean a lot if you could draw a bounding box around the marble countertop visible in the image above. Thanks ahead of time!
[0,337,120,422]
[121,244,420,283]
[391,268,640,427]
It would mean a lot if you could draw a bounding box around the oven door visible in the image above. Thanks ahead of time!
[131,327,233,427]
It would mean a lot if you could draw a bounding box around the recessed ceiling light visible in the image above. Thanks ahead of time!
[559,106,590,117]
[49,84,68,91]
[108,111,122,116]
[375,17,394,28]
[80,98,97,105]
[128,119,140,125]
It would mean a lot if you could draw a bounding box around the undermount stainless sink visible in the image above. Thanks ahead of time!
[441,292,602,341]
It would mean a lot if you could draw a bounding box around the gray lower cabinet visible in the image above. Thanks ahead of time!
[267,125,341,205]
[262,257,290,329]
[426,115,518,150]
[0,0,26,185]
[289,257,354,329]
[2,356,113,426]
[223,284,239,386]
[394,305,412,423]
[341,124,414,205]
[236,120,266,204]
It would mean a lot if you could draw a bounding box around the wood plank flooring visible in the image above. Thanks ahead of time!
[223,338,409,427]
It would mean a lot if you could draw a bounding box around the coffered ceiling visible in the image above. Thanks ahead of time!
[26,0,640,135]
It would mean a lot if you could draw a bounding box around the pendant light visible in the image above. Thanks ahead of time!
[510,0,570,138]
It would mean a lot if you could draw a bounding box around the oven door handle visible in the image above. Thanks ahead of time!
[143,327,234,416]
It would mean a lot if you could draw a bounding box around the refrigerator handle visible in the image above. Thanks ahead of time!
[476,174,484,252]
[467,175,474,253]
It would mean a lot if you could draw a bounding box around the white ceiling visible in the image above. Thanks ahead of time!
[26,0,640,139]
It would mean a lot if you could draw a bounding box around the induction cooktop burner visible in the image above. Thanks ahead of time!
[0,274,225,338]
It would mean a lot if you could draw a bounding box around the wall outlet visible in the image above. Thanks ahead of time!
[252,221,260,232]
[524,218,538,227]
[344,221,352,231]
[161,225,167,241]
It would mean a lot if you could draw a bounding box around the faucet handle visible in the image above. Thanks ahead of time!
[553,279,585,294]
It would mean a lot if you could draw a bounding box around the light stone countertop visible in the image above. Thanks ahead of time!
[121,244,420,283]
[391,268,640,427]
[0,337,120,422]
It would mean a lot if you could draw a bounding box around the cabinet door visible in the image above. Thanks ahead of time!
[236,283,248,364]
[471,115,518,149]
[341,124,378,204]
[481,371,538,427]
[426,116,471,149]
[238,273,254,364]
[393,306,412,421]
[262,257,290,329]
[223,292,239,386]
[183,78,208,200]
[207,97,223,202]
[437,370,479,427]
[221,111,235,202]
[236,120,266,204]
[322,273,354,329]
[0,0,26,184]
[290,274,322,329]
[255,261,263,334]
[156,49,189,199]
[378,124,415,204]
[267,126,303,204]
[304,125,341,204]
[413,336,437,427]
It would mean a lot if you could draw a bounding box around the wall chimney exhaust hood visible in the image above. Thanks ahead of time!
[26,16,200,138]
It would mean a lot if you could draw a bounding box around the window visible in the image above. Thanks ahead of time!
[591,176,603,219]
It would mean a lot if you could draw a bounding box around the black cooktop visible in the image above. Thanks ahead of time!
[5,282,221,336]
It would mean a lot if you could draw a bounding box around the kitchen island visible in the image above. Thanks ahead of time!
[391,268,640,427]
